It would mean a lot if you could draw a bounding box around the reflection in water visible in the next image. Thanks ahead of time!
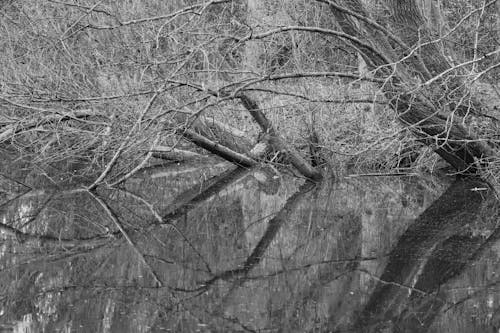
[357,178,499,333]
[0,157,499,332]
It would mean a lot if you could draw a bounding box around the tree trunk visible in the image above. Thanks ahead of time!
[325,0,495,173]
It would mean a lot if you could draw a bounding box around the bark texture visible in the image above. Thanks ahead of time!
[323,0,495,173]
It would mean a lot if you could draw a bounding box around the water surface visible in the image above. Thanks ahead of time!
[1,157,499,332]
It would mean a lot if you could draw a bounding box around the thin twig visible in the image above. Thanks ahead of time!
[87,84,165,190]
[108,134,161,187]
[88,190,164,287]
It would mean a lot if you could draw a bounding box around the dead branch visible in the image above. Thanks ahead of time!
[177,127,258,167]
[239,94,323,181]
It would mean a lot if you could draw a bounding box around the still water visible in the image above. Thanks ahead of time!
[1,157,500,332]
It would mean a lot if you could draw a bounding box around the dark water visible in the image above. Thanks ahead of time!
[1,157,500,332]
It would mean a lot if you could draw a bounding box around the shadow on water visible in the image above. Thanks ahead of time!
[1,154,500,332]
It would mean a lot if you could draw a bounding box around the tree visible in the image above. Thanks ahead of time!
[323,0,499,173]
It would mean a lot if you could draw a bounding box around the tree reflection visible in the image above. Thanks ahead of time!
[356,178,500,333]
[1,158,500,332]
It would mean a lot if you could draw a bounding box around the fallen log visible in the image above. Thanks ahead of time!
[177,127,258,168]
[239,94,324,181]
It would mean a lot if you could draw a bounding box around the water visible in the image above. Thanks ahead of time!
[1,157,499,332]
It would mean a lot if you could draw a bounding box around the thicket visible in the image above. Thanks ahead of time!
[0,0,498,184]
